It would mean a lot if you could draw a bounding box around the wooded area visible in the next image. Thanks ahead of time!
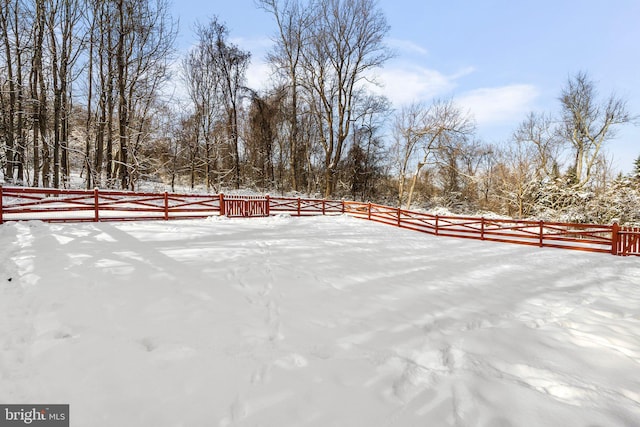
[1,0,638,224]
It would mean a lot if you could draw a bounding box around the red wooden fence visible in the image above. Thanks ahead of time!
[343,201,622,255]
[1,185,638,256]
[0,186,221,222]
[268,196,344,216]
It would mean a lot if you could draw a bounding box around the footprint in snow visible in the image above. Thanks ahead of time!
[274,353,308,369]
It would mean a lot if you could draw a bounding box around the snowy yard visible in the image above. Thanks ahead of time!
[1,215,639,426]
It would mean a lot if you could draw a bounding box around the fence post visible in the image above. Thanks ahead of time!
[297,197,301,216]
[539,220,544,247]
[435,215,439,235]
[368,203,372,221]
[219,193,225,216]
[266,195,271,216]
[164,192,169,220]
[481,217,485,240]
[397,207,401,227]
[322,199,326,215]
[94,188,99,222]
[0,185,4,224]
[341,200,345,214]
[611,222,619,256]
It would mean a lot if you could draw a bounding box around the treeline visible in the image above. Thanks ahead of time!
[392,74,638,224]
[1,0,176,190]
[1,0,638,223]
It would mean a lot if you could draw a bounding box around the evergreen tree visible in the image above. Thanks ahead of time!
[632,155,640,181]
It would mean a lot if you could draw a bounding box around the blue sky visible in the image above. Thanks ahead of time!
[171,0,640,174]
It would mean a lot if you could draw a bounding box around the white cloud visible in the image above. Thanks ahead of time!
[233,36,274,91]
[230,36,274,53]
[371,65,474,106]
[457,84,539,126]
[246,60,273,91]
[386,38,429,56]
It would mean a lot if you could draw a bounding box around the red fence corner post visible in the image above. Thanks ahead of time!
[539,220,544,247]
[219,193,225,216]
[94,188,100,222]
[0,185,4,225]
[164,192,169,220]
[611,222,620,256]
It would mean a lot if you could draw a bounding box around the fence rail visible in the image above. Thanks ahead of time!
[268,196,344,216]
[0,186,221,222]
[1,186,638,256]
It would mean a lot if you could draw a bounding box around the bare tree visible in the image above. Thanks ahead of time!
[475,144,499,209]
[393,102,430,207]
[299,0,391,197]
[259,0,313,192]
[47,0,84,188]
[124,0,175,189]
[183,46,217,190]
[29,0,48,187]
[183,17,250,190]
[0,0,28,183]
[494,140,538,218]
[88,0,117,188]
[560,71,632,187]
[513,111,562,181]
[437,137,488,208]
[393,99,474,208]
[245,89,285,191]
[340,93,389,200]
[211,19,250,190]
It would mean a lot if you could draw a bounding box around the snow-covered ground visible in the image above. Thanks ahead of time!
[1,215,639,426]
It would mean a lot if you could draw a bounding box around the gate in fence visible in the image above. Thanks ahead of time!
[220,194,269,218]
[617,226,640,256]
